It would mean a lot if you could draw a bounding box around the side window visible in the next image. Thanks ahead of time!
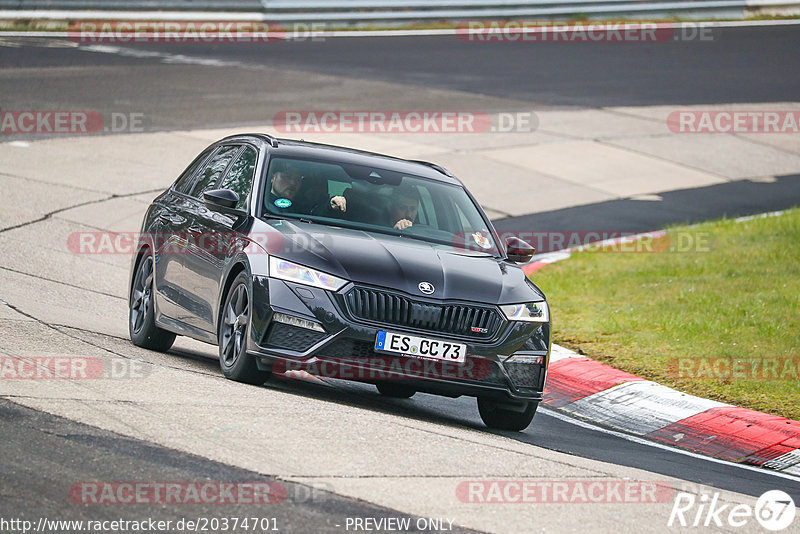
[187,145,240,198]
[173,147,214,194]
[218,146,257,209]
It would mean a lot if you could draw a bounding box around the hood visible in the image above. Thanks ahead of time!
[252,219,544,304]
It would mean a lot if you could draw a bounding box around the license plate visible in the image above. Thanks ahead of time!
[375,331,466,363]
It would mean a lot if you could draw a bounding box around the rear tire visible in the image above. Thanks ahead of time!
[218,272,270,385]
[477,398,537,431]
[376,383,416,398]
[129,253,176,352]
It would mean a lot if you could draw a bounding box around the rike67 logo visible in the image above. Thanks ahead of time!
[669,490,796,531]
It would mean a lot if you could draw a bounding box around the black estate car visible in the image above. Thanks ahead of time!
[129,134,550,430]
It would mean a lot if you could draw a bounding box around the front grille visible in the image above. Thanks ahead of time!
[343,287,502,339]
[503,361,544,390]
[263,323,327,352]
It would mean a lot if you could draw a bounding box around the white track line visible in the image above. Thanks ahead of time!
[562,381,729,435]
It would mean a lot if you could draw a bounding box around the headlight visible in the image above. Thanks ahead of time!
[500,301,549,323]
[269,257,347,291]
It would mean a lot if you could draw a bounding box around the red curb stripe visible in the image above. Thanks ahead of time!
[646,407,800,464]
[522,261,547,276]
[543,357,645,408]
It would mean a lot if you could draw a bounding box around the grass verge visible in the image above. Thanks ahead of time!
[532,209,800,420]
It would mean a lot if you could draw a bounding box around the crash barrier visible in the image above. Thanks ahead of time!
[1,0,798,22]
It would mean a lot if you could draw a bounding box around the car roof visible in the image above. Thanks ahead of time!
[218,133,463,186]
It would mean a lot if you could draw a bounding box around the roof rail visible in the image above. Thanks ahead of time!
[263,134,279,148]
[409,160,453,177]
[221,133,279,148]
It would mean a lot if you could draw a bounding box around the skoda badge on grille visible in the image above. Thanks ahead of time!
[418,282,435,294]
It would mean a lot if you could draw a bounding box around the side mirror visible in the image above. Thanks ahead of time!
[203,189,248,221]
[505,236,536,263]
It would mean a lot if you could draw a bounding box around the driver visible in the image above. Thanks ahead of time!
[267,161,304,209]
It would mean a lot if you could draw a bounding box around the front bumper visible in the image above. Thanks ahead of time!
[247,277,550,402]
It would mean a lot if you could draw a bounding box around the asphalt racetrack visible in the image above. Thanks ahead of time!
[1,25,799,533]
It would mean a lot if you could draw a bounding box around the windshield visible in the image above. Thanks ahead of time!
[261,156,499,255]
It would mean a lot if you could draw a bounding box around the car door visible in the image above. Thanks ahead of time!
[193,144,260,333]
[152,146,214,323]
[161,144,240,332]
[179,144,251,333]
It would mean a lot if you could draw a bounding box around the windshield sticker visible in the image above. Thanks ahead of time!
[472,232,492,249]
[274,198,292,209]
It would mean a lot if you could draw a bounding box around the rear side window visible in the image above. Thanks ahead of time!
[186,145,240,198]
[173,147,214,194]
[217,146,257,209]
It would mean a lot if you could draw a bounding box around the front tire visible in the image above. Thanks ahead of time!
[218,272,270,385]
[477,398,538,431]
[129,253,176,352]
